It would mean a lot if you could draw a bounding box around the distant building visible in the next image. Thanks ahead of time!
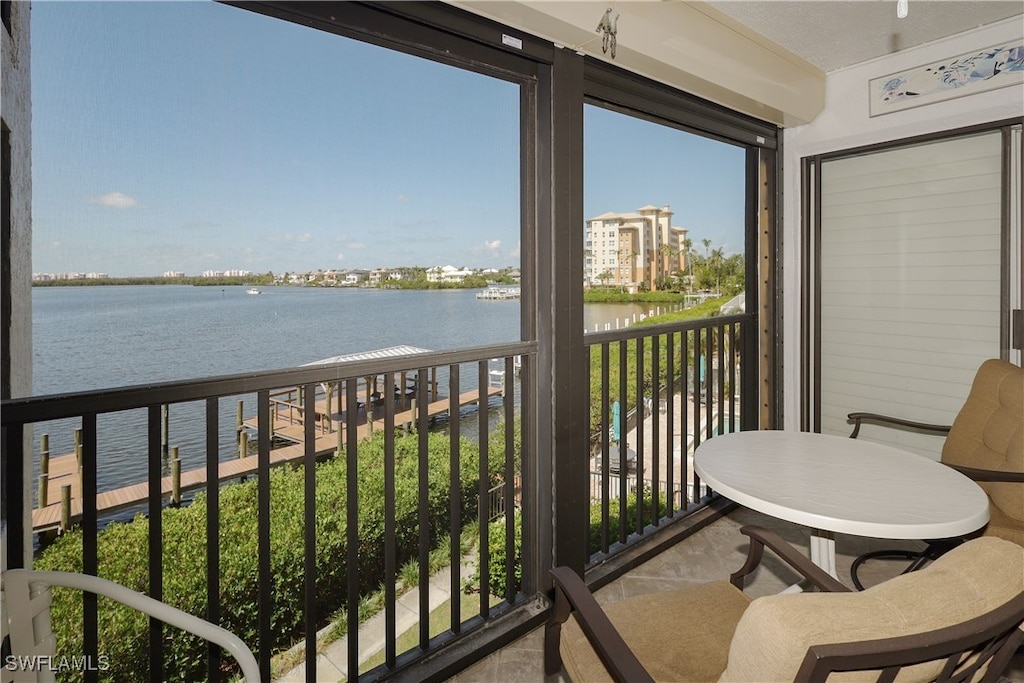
[344,270,369,285]
[426,265,474,284]
[163,271,186,278]
[202,269,251,278]
[584,205,687,292]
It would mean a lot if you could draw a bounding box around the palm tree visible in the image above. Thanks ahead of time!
[658,243,677,290]
[682,237,694,294]
[711,247,725,294]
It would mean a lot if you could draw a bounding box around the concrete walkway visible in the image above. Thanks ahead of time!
[275,560,476,682]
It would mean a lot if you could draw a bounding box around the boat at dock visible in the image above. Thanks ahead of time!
[476,286,520,300]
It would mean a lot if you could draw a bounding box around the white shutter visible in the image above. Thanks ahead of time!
[818,131,1003,458]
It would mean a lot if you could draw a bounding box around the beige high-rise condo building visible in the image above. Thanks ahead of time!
[584,205,687,293]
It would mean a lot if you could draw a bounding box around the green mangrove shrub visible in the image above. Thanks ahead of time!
[35,429,503,681]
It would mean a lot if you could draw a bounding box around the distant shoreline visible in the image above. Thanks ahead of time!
[31,277,499,291]
[33,278,711,306]
[32,276,273,288]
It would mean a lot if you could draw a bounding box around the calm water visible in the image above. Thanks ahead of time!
[30,285,656,499]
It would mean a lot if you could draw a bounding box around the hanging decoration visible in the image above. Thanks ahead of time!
[596,8,619,59]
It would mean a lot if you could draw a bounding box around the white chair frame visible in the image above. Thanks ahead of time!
[1,569,260,683]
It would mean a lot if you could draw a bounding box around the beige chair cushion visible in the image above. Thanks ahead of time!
[719,537,1024,683]
[985,498,1024,547]
[942,359,1024,536]
[560,580,751,683]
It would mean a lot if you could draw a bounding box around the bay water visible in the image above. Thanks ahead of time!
[31,285,658,503]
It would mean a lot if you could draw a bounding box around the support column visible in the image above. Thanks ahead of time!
[542,47,588,578]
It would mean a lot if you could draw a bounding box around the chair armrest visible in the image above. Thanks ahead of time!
[730,526,851,593]
[847,412,951,439]
[944,464,1024,483]
[7,570,260,683]
[546,566,654,683]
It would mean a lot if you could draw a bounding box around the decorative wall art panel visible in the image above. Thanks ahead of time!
[869,42,1023,116]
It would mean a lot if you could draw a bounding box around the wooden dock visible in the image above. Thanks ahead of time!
[32,386,502,534]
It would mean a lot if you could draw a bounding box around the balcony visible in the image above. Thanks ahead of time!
[4,1,1021,682]
[2,312,758,682]
[454,506,1024,682]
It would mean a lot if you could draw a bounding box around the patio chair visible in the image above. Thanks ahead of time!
[1,569,260,683]
[545,525,1024,683]
[847,358,1024,589]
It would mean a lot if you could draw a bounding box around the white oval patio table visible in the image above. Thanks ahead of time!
[693,430,990,584]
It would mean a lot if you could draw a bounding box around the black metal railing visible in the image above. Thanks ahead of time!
[2,314,754,681]
[2,342,533,682]
[584,313,753,562]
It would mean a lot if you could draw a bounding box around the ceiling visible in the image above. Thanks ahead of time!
[705,0,1024,72]
[452,0,1021,124]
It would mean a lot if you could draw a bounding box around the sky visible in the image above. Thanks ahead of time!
[32,1,747,277]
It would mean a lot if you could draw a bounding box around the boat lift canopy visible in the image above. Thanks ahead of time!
[302,345,432,367]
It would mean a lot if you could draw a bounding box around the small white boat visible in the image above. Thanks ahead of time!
[246,288,261,295]
[476,286,521,300]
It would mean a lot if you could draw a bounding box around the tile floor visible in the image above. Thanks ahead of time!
[448,506,1024,683]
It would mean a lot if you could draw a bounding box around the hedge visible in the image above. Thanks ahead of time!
[35,428,504,681]
[586,295,734,437]
[476,492,657,599]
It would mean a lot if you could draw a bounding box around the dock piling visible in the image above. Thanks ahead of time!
[236,400,244,442]
[74,428,82,471]
[38,434,50,507]
[326,383,334,433]
[171,449,181,506]
[162,404,170,464]
[60,484,71,534]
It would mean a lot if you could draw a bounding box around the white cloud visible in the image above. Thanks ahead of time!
[86,191,138,209]
[272,232,314,243]
[396,194,410,203]
[336,252,345,262]
[335,236,367,250]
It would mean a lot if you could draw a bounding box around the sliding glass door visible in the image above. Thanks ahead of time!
[807,124,1020,457]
